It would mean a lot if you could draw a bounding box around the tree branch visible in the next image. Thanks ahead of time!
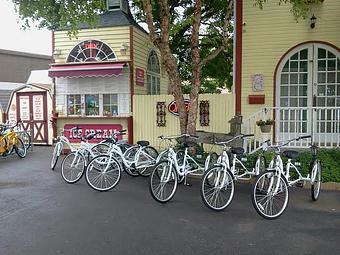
[142,0,161,47]
[199,0,233,67]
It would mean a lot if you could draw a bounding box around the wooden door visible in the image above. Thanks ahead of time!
[17,92,48,144]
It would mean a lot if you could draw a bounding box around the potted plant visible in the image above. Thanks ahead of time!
[256,119,274,133]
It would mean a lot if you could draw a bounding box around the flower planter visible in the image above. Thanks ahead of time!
[259,125,272,133]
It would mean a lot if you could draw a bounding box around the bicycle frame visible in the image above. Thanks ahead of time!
[0,129,18,153]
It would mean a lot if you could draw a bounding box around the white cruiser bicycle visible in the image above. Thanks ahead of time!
[252,135,321,220]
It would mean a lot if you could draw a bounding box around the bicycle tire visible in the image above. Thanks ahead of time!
[85,154,122,192]
[200,166,235,211]
[149,161,178,203]
[51,142,62,170]
[14,137,27,158]
[61,152,86,184]
[311,159,321,201]
[21,131,31,150]
[137,146,159,177]
[252,170,289,220]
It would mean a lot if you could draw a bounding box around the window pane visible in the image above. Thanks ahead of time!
[317,85,325,96]
[327,98,335,107]
[280,86,288,96]
[327,51,335,59]
[290,74,298,84]
[318,73,326,83]
[280,98,289,107]
[299,73,308,84]
[103,94,110,104]
[328,60,336,71]
[299,86,307,96]
[291,53,298,60]
[290,61,298,72]
[281,74,289,84]
[299,61,307,72]
[318,48,326,58]
[290,86,298,96]
[327,72,336,83]
[67,95,81,115]
[290,98,298,107]
[318,60,326,71]
[282,61,289,72]
[300,49,308,59]
[85,95,99,116]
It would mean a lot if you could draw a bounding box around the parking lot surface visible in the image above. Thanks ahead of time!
[0,146,339,255]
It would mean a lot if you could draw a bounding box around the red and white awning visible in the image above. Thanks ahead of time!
[48,62,127,78]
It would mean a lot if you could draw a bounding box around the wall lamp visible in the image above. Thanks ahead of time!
[120,43,129,55]
[53,48,61,57]
[310,14,317,29]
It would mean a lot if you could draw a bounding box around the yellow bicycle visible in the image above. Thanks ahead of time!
[0,123,27,158]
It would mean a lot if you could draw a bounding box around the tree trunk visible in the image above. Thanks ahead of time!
[186,0,202,135]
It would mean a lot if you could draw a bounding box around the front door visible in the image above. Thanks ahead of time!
[17,92,48,144]
[276,43,340,145]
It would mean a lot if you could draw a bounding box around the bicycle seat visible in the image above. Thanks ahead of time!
[282,150,300,159]
[230,147,244,155]
[137,140,149,147]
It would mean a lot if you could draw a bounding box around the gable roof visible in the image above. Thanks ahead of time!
[0,82,24,112]
[58,11,147,34]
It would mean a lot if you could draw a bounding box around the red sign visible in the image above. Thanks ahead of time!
[168,99,191,116]
[136,68,144,86]
[84,43,98,49]
[64,124,123,143]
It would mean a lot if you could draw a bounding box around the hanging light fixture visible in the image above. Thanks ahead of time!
[310,14,317,29]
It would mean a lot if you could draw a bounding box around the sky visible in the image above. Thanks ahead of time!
[0,0,51,55]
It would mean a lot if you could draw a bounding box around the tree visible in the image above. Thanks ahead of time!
[13,0,323,135]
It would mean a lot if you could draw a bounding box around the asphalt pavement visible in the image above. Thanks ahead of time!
[0,146,339,255]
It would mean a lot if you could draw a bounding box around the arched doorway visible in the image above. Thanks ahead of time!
[276,42,340,145]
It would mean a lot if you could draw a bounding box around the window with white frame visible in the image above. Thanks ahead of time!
[85,95,100,116]
[103,94,118,116]
[67,95,81,115]
[147,50,160,95]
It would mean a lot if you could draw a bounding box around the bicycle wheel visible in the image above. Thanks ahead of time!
[61,152,85,184]
[252,170,289,220]
[254,155,266,176]
[137,146,158,177]
[21,131,31,150]
[123,146,140,177]
[14,137,27,158]
[200,166,235,211]
[51,142,62,170]
[85,155,122,191]
[149,161,178,203]
[311,159,321,201]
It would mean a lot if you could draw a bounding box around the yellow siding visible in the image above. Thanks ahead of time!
[132,27,169,95]
[54,27,131,63]
[133,94,235,149]
[242,0,340,118]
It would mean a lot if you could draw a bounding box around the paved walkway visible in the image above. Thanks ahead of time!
[0,147,339,255]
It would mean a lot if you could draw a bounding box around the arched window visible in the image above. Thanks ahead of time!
[67,40,116,63]
[146,50,160,95]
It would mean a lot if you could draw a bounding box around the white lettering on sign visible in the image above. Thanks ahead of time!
[20,96,30,121]
[33,95,44,120]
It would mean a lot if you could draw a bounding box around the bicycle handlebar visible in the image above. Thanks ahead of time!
[158,134,199,140]
[215,134,254,146]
